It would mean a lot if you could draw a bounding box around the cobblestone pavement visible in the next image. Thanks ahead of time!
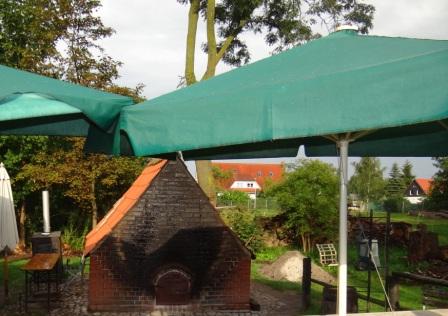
[0,275,301,316]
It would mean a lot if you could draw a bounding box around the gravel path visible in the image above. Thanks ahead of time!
[0,275,302,316]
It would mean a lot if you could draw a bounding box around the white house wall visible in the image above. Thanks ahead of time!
[230,181,261,189]
[404,196,425,204]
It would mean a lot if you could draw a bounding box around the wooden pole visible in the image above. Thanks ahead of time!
[3,249,9,301]
[387,275,400,311]
[302,257,311,309]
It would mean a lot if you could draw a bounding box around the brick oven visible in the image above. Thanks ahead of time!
[83,159,252,313]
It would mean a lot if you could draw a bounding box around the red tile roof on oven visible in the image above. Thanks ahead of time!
[212,162,283,190]
[83,160,167,256]
[415,178,433,195]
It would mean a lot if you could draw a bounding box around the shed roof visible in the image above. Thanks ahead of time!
[83,160,167,256]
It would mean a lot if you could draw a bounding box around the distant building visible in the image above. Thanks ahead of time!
[212,162,284,199]
[404,178,433,204]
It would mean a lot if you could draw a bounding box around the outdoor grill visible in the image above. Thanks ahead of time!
[31,231,62,257]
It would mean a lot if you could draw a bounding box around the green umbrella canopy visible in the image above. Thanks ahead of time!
[0,65,134,153]
[119,30,448,158]
[118,30,448,315]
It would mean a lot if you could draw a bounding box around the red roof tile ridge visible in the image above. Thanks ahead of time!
[213,162,283,166]
[83,160,167,256]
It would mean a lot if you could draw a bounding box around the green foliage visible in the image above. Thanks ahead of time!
[211,165,233,191]
[0,0,63,74]
[220,208,264,253]
[427,157,448,210]
[383,195,410,213]
[61,221,89,252]
[254,246,291,261]
[0,0,146,245]
[59,0,120,89]
[269,159,338,252]
[18,138,147,228]
[400,160,415,189]
[218,190,250,206]
[386,162,406,198]
[179,0,375,69]
[349,157,385,210]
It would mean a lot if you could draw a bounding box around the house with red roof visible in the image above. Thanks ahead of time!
[404,178,433,204]
[212,162,284,199]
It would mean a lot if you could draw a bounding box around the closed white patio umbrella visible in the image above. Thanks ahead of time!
[0,162,19,299]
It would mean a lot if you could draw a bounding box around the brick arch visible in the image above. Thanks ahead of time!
[154,267,192,306]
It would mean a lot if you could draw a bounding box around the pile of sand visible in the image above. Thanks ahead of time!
[260,250,336,285]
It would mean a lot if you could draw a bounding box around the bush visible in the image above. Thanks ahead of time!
[220,208,264,253]
[218,190,250,206]
[61,222,89,253]
[383,196,411,213]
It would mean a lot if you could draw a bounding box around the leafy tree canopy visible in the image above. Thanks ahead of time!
[268,159,338,252]
[400,160,415,189]
[0,0,145,245]
[427,157,448,210]
[349,157,385,210]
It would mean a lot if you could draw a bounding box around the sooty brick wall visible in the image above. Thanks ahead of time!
[88,160,252,312]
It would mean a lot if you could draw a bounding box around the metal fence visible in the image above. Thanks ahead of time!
[216,197,279,210]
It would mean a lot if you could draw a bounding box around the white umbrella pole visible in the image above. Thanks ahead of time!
[337,139,349,315]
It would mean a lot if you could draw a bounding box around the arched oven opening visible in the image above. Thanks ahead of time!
[154,268,192,306]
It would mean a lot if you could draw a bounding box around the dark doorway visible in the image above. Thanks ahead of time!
[155,269,191,305]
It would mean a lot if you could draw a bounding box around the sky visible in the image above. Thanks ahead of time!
[97,0,448,178]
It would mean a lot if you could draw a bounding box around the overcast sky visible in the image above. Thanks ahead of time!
[98,0,448,178]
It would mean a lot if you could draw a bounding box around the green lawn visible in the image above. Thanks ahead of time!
[250,210,448,314]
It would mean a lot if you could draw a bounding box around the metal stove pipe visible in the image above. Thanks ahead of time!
[42,190,50,234]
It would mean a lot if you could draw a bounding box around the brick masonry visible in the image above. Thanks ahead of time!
[88,160,252,313]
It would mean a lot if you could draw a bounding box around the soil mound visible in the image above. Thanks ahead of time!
[260,250,336,285]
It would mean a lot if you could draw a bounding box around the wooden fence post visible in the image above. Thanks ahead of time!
[387,275,400,311]
[302,257,311,309]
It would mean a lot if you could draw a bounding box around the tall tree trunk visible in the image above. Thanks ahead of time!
[185,0,199,85]
[91,180,98,228]
[196,160,216,205]
[18,201,26,249]
[301,233,307,252]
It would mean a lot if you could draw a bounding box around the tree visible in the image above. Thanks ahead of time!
[427,157,448,210]
[269,159,338,252]
[386,163,405,197]
[400,160,415,189]
[384,162,407,212]
[178,0,375,203]
[349,157,385,211]
[59,0,121,89]
[0,1,145,240]
[0,0,64,75]
[211,165,232,191]
[18,138,146,228]
[0,136,51,247]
